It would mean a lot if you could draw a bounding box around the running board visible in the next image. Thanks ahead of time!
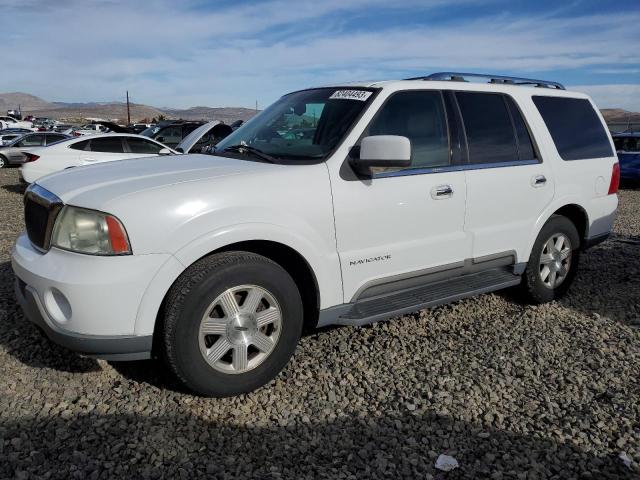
[335,267,521,327]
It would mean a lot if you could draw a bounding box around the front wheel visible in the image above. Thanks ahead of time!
[162,251,303,397]
[521,215,580,304]
[0,155,6,168]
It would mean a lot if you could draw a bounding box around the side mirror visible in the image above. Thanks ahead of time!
[158,147,172,156]
[350,135,411,175]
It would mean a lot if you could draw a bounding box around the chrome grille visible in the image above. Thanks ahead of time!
[23,184,63,252]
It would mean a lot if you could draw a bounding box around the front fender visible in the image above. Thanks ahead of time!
[132,221,343,336]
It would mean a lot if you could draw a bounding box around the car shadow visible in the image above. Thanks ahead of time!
[0,261,101,373]
[1,409,634,478]
[560,234,640,327]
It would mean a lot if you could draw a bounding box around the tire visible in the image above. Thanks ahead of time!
[521,215,580,304]
[162,251,303,397]
[0,155,6,169]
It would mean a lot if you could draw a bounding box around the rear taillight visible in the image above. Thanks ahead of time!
[23,153,39,163]
[608,163,620,195]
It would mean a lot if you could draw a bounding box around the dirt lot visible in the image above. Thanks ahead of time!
[0,167,638,479]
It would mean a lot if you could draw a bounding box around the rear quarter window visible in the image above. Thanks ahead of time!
[532,96,613,160]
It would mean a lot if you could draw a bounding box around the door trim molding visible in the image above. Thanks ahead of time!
[350,250,517,302]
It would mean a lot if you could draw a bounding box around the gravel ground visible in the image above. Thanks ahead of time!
[0,168,638,479]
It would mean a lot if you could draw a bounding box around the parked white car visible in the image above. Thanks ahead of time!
[19,133,175,182]
[0,116,35,131]
[12,73,619,397]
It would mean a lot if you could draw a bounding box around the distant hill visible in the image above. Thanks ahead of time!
[0,92,258,124]
[600,108,640,124]
[0,91,635,127]
[0,92,53,111]
[163,106,258,123]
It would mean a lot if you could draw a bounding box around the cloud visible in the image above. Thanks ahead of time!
[0,0,638,110]
[569,84,640,111]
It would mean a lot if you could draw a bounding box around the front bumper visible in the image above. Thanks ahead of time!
[14,278,152,360]
[11,233,173,360]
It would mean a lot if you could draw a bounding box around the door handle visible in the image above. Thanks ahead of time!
[431,184,454,199]
[83,157,97,162]
[532,175,547,187]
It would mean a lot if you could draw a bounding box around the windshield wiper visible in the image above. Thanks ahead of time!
[222,144,279,164]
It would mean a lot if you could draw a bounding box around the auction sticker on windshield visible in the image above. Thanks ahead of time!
[330,90,372,101]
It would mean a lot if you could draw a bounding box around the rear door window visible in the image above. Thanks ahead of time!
[69,140,90,151]
[88,137,125,153]
[455,92,519,164]
[125,137,163,154]
[15,134,45,147]
[45,134,67,145]
[532,96,613,160]
[505,96,537,161]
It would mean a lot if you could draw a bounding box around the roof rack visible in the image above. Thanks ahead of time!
[405,72,565,90]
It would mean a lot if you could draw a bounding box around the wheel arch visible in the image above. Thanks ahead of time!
[525,201,590,262]
[551,204,589,246]
[147,239,322,354]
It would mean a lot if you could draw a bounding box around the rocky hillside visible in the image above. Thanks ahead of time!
[1,91,635,126]
[0,92,257,124]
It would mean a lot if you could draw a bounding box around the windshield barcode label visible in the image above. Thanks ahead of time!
[330,90,372,101]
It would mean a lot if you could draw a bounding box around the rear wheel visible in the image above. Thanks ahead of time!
[521,215,580,304]
[0,155,6,168]
[162,251,303,397]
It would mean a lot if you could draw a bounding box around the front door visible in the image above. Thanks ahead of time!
[331,90,471,302]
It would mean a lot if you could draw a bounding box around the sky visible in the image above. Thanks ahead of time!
[0,0,639,110]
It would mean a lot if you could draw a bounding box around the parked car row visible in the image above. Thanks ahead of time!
[12,120,234,180]
[0,132,70,168]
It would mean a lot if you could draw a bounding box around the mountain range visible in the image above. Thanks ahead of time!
[1,92,638,126]
[0,92,258,124]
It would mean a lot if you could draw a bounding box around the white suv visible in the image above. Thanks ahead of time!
[12,73,619,397]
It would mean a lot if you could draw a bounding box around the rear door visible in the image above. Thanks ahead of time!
[457,92,554,263]
[81,137,127,165]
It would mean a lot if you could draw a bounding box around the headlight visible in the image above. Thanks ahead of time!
[51,206,131,255]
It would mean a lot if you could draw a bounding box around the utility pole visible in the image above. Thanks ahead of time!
[126,91,131,126]
[255,100,258,112]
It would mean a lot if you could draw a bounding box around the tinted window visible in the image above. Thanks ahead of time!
[154,126,182,145]
[45,134,67,145]
[126,137,163,154]
[533,96,613,160]
[366,90,450,171]
[456,92,518,164]
[505,97,536,160]
[69,139,90,151]
[16,134,45,147]
[89,137,125,153]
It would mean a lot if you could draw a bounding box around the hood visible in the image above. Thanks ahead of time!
[36,153,278,206]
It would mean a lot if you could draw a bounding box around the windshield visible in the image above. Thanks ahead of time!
[141,125,162,137]
[214,87,375,162]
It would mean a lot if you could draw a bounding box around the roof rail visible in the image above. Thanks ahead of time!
[405,72,565,90]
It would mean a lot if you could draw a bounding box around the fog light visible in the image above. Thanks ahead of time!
[44,288,72,324]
